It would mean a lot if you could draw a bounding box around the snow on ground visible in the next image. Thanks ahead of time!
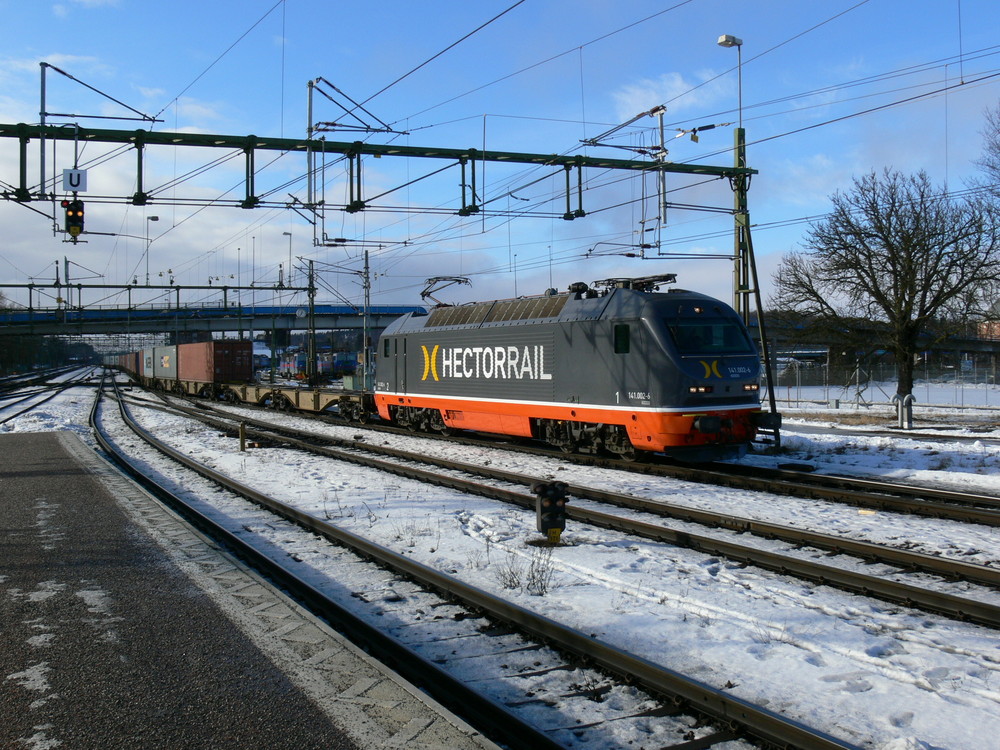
[4,373,1000,750]
[753,384,1000,494]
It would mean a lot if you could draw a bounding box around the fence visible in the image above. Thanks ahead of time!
[768,360,1000,410]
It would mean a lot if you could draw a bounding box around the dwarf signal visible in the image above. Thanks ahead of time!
[532,481,568,544]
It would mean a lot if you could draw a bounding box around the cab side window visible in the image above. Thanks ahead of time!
[614,324,630,354]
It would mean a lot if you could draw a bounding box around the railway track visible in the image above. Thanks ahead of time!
[130,392,1000,629]
[470,435,1000,526]
[180,382,1000,526]
[101,379,861,749]
[0,365,81,393]
[0,367,99,425]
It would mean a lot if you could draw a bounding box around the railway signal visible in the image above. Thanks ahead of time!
[533,481,568,544]
[61,199,85,237]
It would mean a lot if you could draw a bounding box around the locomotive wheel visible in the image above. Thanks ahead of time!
[542,420,577,453]
[615,445,640,462]
[397,406,418,431]
[606,425,639,462]
[339,400,360,423]
[428,410,452,435]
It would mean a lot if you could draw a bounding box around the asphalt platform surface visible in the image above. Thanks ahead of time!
[0,430,496,750]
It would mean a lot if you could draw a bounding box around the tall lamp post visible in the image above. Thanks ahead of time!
[717,33,779,445]
[716,34,743,130]
[145,216,159,286]
[717,34,749,319]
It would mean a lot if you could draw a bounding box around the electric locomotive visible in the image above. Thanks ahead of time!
[375,274,773,461]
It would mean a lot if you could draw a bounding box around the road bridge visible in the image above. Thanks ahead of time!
[0,303,423,338]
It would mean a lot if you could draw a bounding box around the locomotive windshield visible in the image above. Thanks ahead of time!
[665,317,755,356]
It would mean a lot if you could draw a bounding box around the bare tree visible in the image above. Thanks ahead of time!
[771,169,1000,396]
[976,101,1000,192]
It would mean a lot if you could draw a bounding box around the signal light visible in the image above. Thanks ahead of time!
[62,199,85,237]
[532,480,568,543]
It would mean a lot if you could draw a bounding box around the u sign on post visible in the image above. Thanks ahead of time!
[63,168,87,192]
[62,169,88,240]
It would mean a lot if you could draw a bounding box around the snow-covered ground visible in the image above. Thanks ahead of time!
[4,373,1000,750]
[762,381,1000,496]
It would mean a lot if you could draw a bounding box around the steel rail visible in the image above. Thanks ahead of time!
[90,378,564,750]
[113,371,1000,526]
[357,413,1000,523]
[0,370,98,425]
[0,365,81,393]
[297,397,1000,525]
[109,386,858,750]
[132,395,1000,627]
[717,461,1000,512]
[145,397,1000,587]
[562,453,1000,526]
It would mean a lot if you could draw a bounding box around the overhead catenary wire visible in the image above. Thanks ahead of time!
[585,0,874,147]
[371,0,925,245]
[23,1,995,308]
[356,0,529,111]
[680,70,1000,169]
[152,0,285,123]
[174,5,987,249]
[600,44,1000,145]
[395,0,698,125]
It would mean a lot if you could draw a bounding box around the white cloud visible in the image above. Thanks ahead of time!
[136,85,166,101]
[611,69,732,123]
[174,97,228,126]
[53,1,120,20]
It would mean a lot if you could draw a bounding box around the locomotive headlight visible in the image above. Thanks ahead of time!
[688,385,713,393]
[743,383,760,392]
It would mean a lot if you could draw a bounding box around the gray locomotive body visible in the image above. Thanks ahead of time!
[375,278,765,460]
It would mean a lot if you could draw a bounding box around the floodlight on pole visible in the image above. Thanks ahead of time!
[145,216,159,286]
[717,34,743,130]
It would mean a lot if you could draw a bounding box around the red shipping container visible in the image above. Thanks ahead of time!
[178,340,253,383]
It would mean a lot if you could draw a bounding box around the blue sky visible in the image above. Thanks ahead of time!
[1,0,998,312]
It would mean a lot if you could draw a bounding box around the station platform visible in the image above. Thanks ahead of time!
[0,430,497,750]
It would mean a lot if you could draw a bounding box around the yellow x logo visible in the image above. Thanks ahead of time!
[421,345,439,381]
[700,360,722,378]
